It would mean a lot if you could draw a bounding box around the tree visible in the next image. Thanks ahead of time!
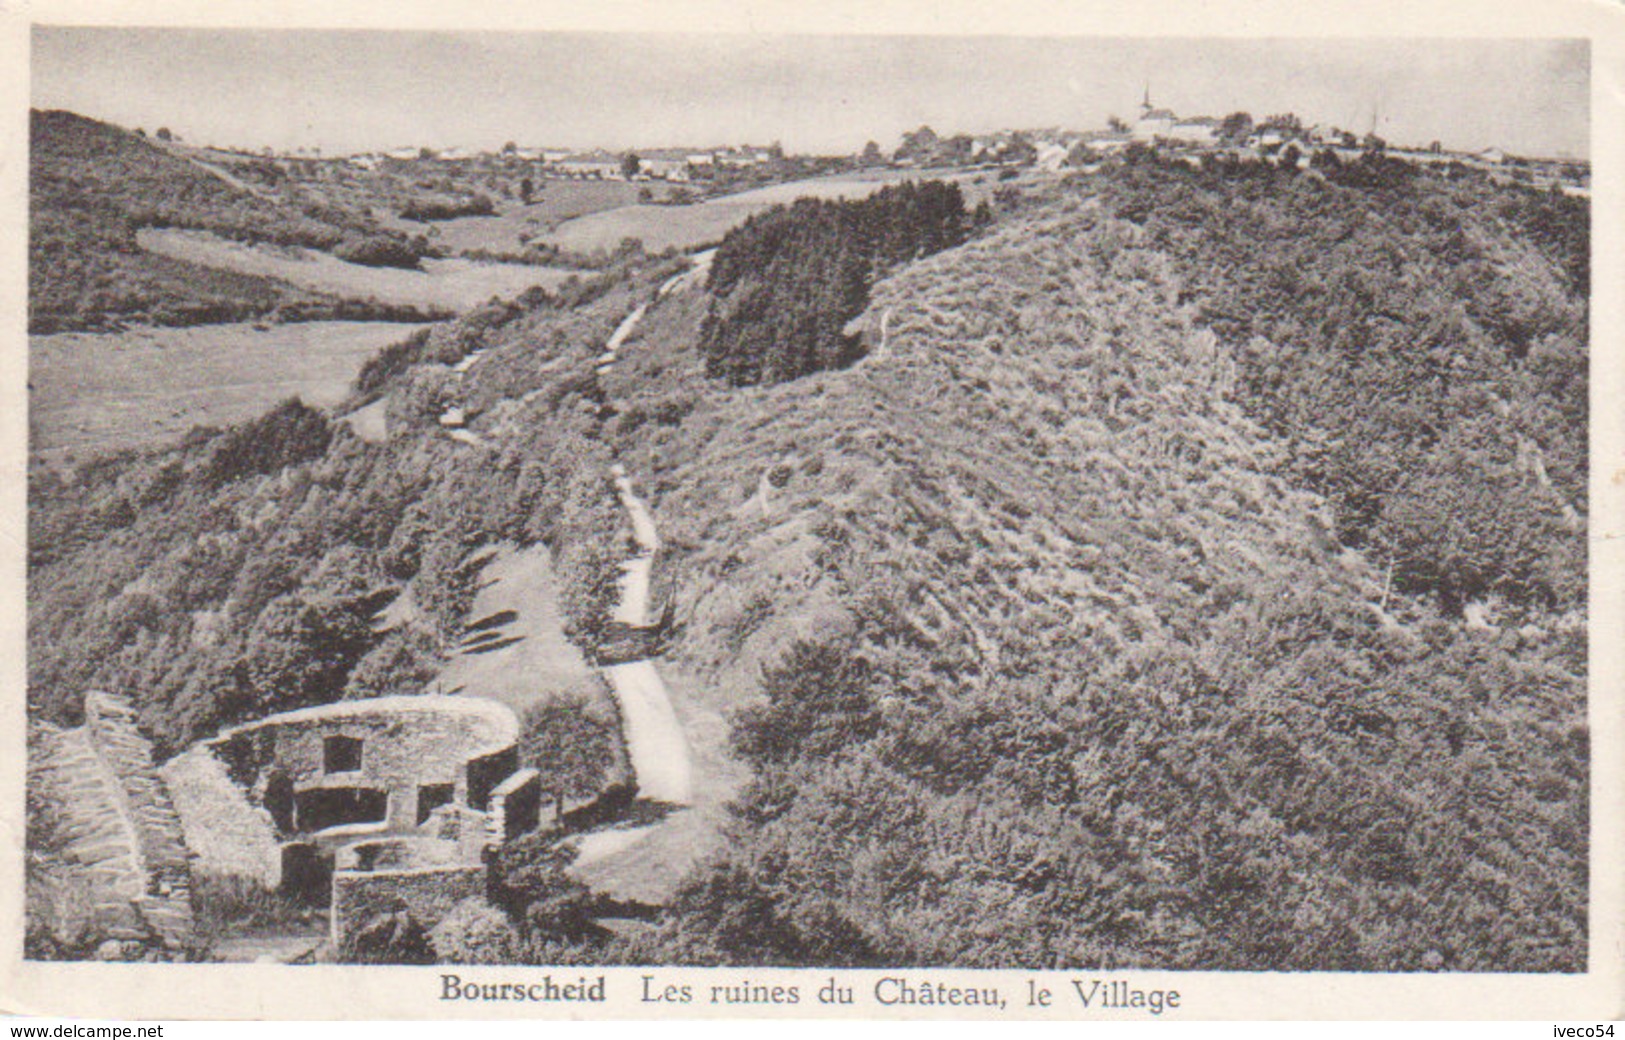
[1310,147,1343,173]
[342,626,442,700]
[340,898,436,964]
[519,177,535,204]
[486,833,602,944]
[1261,112,1304,135]
[621,152,641,180]
[202,399,332,488]
[155,127,173,142]
[519,695,617,817]
[895,125,939,163]
[860,141,884,166]
[731,640,881,767]
[1065,142,1100,167]
[1106,115,1129,134]
[236,593,371,713]
[429,898,523,963]
[1220,111,1254,143]
[1002,132,1038,166]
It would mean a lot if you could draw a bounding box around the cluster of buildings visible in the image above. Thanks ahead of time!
[344,143,781,183]
[328,85,1585,194]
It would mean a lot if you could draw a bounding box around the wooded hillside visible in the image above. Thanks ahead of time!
[28,154,1588,971]
[613,183,1585,971]
[699,180,984,385]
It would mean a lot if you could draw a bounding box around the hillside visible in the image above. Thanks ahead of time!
[26,157,1587,970]
[599,181,1585,971]
[28,110,437,331]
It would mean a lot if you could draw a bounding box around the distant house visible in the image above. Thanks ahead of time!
[1084,130,1132,153]
[638,149,693,181]
[714,147,769,168]
[1035,141,1070,171]
[1246,129,1288,151]
[1169,117,1218,145]
[1133,108,1177,141]
[1478,146,1507,165]
[555,151,624,179]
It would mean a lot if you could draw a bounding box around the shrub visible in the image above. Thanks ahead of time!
[339,898,437,964]
[334,235,423,270]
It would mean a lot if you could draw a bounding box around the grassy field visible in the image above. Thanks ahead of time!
[540,169,998,254]
[399,180,675,255]
[137,228,579,311]
[29,320,421,461]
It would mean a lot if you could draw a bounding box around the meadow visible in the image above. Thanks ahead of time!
[411,180,677,255]
[29,321,422,462]
[137,228,580,312]
[539,169,995,253]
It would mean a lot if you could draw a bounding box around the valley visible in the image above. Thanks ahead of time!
[24,101,1590,976]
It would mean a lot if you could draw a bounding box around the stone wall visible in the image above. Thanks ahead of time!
[30,693,196,952]
[208,696,519,834]
[159,745,282,887]
[330,865,487,949]
[487,768,542,845]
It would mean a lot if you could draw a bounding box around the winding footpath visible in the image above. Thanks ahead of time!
[602,460,692,805]
[587,272,701,810]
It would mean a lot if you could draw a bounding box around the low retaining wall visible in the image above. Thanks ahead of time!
[330,865,486,949]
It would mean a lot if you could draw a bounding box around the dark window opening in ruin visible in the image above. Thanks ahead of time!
[417,783,455,825]
[353,842,385,872]
[264,770,296,834]
[294,785,388,833]
[323,734,364,773]
[280,842,333,906]
[466,748,518,811]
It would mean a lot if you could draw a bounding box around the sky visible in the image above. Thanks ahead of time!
[31,29,1589,159]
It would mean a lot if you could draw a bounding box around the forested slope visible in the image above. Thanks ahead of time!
[26,280,647,757]
[1090,154,1586,617]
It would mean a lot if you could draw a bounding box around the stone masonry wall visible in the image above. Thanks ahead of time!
[30,693,196,951]
[330,865,486,950]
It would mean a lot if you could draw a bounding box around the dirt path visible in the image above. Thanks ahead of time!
[593,321,692,804]
[569,258,717,884]
[601,659,692,804]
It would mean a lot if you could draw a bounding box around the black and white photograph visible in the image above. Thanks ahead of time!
[4,0,1620,1021]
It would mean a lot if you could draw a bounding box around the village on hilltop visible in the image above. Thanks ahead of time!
[159,83,1587,203]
